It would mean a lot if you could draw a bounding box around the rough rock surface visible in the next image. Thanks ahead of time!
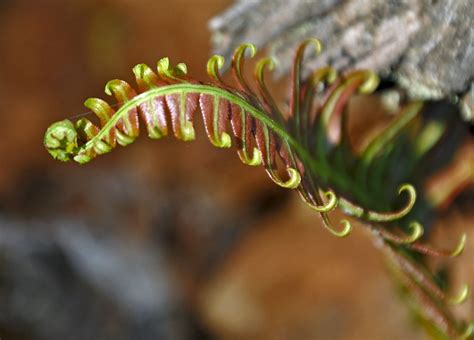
[210,0,474,120]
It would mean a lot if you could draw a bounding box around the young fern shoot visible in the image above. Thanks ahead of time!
[44,39,472,338]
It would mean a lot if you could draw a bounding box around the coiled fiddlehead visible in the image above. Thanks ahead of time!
[44,39,471,338]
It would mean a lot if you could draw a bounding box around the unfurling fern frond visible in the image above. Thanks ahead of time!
[44,39,472,338]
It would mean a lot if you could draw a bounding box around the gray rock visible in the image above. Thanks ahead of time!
[210,0,474,120]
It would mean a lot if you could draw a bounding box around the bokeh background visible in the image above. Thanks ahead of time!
[0,1,472,339]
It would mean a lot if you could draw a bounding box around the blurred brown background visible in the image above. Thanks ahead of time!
[0,1,472,339]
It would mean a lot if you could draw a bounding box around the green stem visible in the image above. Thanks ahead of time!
[80,83,366,200]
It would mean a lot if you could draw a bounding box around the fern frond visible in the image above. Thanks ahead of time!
[44,40,472,337]
[42,39,465,246]
[45,50,305,191]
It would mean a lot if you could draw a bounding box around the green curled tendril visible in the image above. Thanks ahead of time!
[320,70,380,129]
[209,95,232,148]
[321,214,352,238]
[44,120,78,162]
[206,54,227,87]
[232,43,257,93]
[339,183,417,222]
[255,57,286,123]
[254,57,276,103]
[291,38,322,137]
[300,190,338,213]
[266,168,301,189]
[450,233,467,257]
[297,189,350,237]
[255,57,276,83]
[238,147,262,166]
[406,232,467,259]
[447,283,470,305]
[308,66,337,87]
[349,70,380,94]
[133,63,160,90]
[403,222,424,243]
[375,221,424,244]
[157,57,187,81]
